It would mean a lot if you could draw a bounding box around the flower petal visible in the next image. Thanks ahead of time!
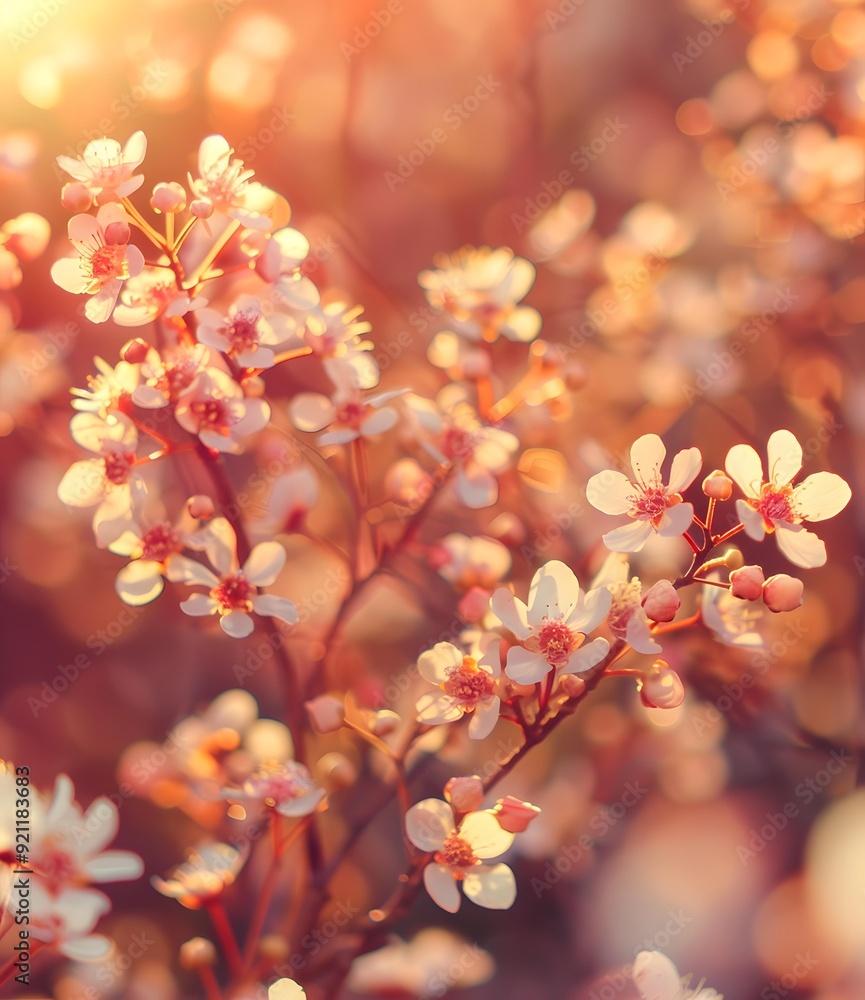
[773,522,826,568]
[459,810,514,859]
[180,593,217,616]
[418,642,463,684]
[467,697,500,739]
[251,594,299,625]
[791,472,851,522]
[416,691,464,725]
[504,647,550,685]
[423,863,461,912]
[656,502,694,538]
[667,447,702,494]
[630,434,666,489]
[243,541,286,586]
[115,560,164,606]
[601,518,654,553]
[736,499,765,541]
[490,589,531,640]
[289,393,334,433]
[566,585,612,632]
[725,444,763,499]
[82,850,144,882]
[561,636,610,674]
[462,863,516,909]
[586,470,636,515]
[767,429,802,488]
[221,611,255,638]
[527,560,580,624]
[406,799,454,852]
[166,555,219,587]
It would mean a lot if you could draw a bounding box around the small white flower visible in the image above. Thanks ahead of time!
[586,434,702,552]
[490,560,611,685]
[415,640,502,740]
[152,842,246,909]
[113,267,206,327]
[168,518,298,638]
[405,799,516,913]
[437,533,512,591]
[227,759,325,818]
[725,429,851,568]
[195,294,282,369]
[633,950,723,1000]
[269,979,306,1000]
[56,131,147,203]
[591,553,661,655]
[175,367,270,453]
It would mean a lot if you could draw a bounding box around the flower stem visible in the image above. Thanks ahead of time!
[206,901,243,977]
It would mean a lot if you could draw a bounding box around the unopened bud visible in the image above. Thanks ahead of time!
[488,511,526,547]
[563,362,587,390]
[458,586,492,624]
[1,212,50,261]
[723,547,744,569]
[385,458,433,508]
[494,795,541,833]
[639,659,685,710]
[120,338,151,364]
[641,580,680,623]
[150,181,187,214]
[317,752,357,789]
[444,775,485,813]
[557,673,586,698]
[462,349,491,380]
[243,375,266,396]
[179,938,217,969]
[762,574,803,613]
[187,494,215,519]
[702,469,733,500]
[304,695,345,735]
[371,709,400,737]
[61,182,92,212]
[189,198,213,220]
[729,564,764,601]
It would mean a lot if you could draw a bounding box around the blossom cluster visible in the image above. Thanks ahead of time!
[1,126,852,998]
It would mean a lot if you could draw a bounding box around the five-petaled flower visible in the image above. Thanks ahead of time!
[415,640,502,739]
[405,798,517,912]
[195,294,283,369]
[586,434,702,552]
[51,203,145,323]
[490,560,611,685]
[152,843,246,909]
[724,429,851,568]
[175,367,270,453]
[225,759,326,818]
[168,518,298,638]
[56,131,147,204]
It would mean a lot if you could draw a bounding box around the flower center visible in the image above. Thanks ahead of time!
[245,761,315,807]
[757,485,794,525]
[443,426,476,460]
[141,523,181,563]
[442,656,495,706]
[632,486,670,524]
[434,832,479,877]
[533,616,577,668]
[103,449,136,485]
[36,846,77,887]
[335,401,366,428]
[86,243,128,284]
[210,572,255,612]
[226,311,261,353]
[606,580,641,639]
[191,398,234,433]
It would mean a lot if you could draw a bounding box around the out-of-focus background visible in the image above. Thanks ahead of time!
[1,0,864,997]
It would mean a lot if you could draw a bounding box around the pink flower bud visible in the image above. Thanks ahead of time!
[1,213,50,261]
[641,580,680,623]
[304,695,345,735]
[318,751,356,788]
[639,660,685,709]
[702,469,733,500]
[458,586,491,624]
[61,182,92,212]
[729,564,764,601]
[150,181,187,214]
[723,547,744,569]
[243,375,266,396]
[564,362,587,390]
[762,574,804,613]
[494,795,541,833]
[385,458,433,508]
[187,494,215,519]
[558,673,586,698]
[103,221,131,246]
[179,938,217,969]
[189,198,214,220]
[120,338,151,364]
[444,775,484,813]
